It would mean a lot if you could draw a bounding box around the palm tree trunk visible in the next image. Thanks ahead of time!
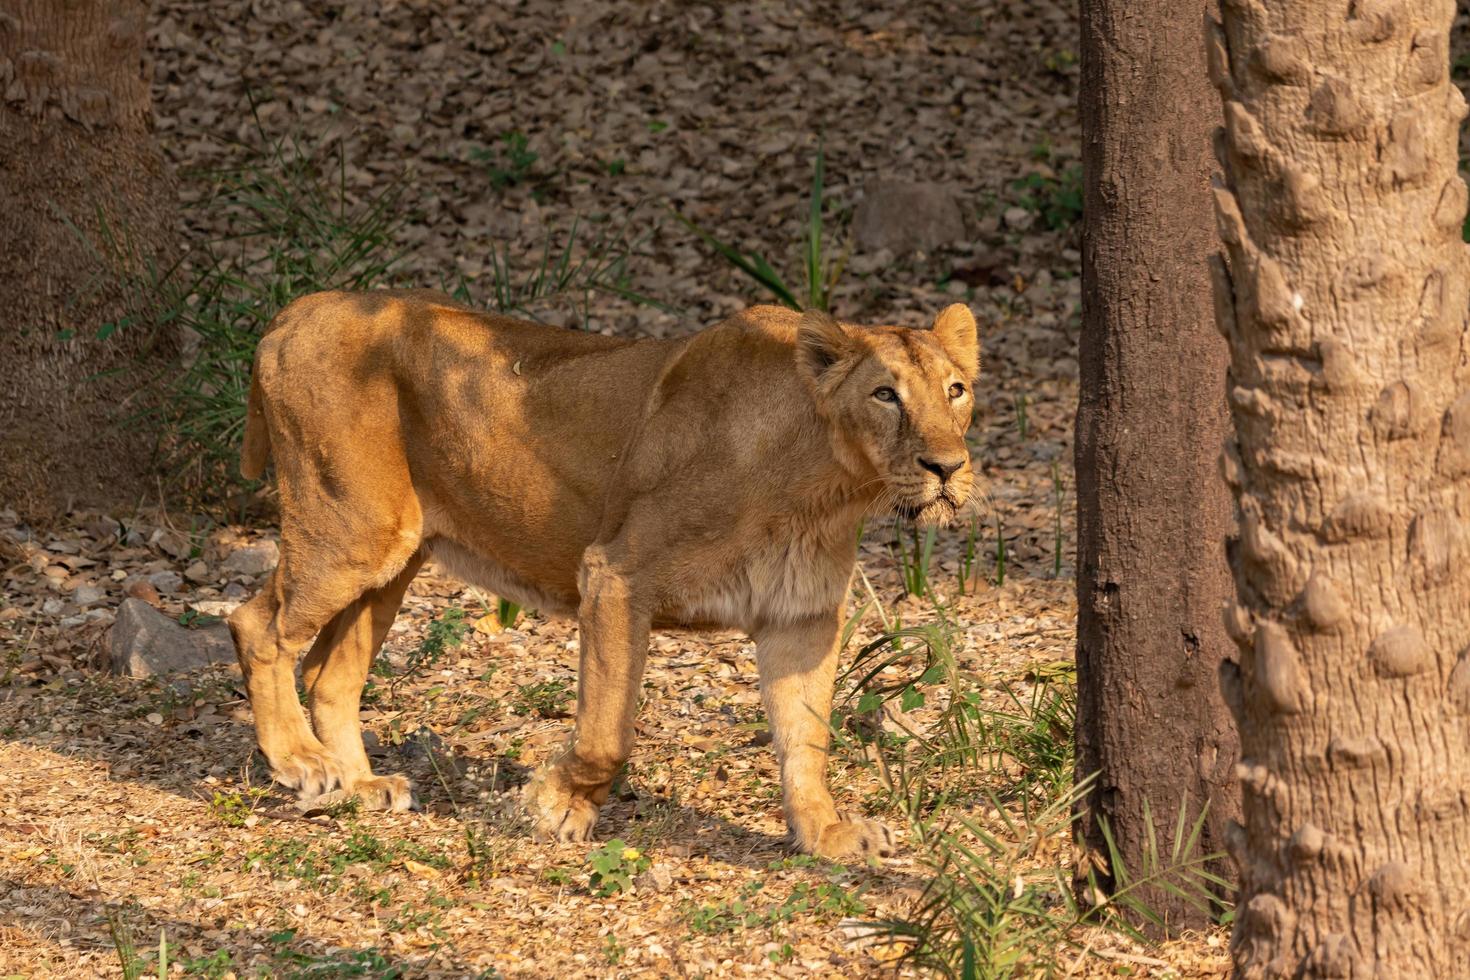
[1209,0,1470,972]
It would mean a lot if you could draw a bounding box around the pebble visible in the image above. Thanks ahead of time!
[148,570,184,594]
[125,579,162,604]
[73,584,106,607]
[1003,205,1035,231]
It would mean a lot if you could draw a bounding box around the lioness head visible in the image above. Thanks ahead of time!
[796,304,981,527]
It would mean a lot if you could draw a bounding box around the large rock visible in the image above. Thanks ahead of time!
[108,598,235,678]
[851,180,969,254]
[222,540,279,578]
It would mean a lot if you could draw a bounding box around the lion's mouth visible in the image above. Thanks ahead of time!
[894,491,961,527]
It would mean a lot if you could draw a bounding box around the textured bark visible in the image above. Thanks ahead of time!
[1208,0,1470,974]
[1075,0,1240,929]
[0,1,176,514]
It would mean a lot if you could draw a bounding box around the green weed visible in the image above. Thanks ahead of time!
[449,211,673,329]
[957,517,980,594]
[266,930,404,978]
[1011,166,1083,231]
[207,787,268,827]
[243,830,448,893]
[137,126,408,500]
[586,839,650,897]
[993,514,1007,587]
[676,140,847,312]
[375,606,471,699]
[894,520,937,598]
[839,604,1224,978]
[511,678,574,718]
[471,130,541,192]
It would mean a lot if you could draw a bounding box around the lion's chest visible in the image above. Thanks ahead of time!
[670,524,856,630]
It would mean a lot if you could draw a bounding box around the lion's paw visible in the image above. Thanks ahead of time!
[350,774,417,811]
[810,816,897,862]
[267,743,345,800]
[522,770,602,843]
[295,775,416,814]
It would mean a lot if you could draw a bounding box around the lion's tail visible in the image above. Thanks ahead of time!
[239,367,271,481]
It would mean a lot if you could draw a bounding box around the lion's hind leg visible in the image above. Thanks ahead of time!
[228,497,423,804]
[228,572,345,800]
[299,551,425,811]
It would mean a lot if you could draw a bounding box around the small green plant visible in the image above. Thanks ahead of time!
[957,517,980,595]
[602,932,627,965]
[871,772,1226,979]
[676,140,847,312]
[511,678,574,718]
[586,839,650,897]
[266,930,404,978]
[103,902,143,980]
[471,130,541,192]
[993,514,1007,587]
[377,606,471,696]
[244,830,449,893]
[1043,47,1078,74]
[686,867,865,937]
[1011,166,1083,231]
[496,596,522,629]
[894,520,937,598]
[451,212,673,329]
[544,864,576,887]
[129,126,409,500]
[181,948,235,979]
[208,787,268,827]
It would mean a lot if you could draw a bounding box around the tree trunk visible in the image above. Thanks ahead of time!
[1075,0,1240,928]
[0,0,176,515]
[1208,1,1470,974]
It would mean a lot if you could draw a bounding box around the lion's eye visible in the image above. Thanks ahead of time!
[948,383,966,399]
[873,386,898,403]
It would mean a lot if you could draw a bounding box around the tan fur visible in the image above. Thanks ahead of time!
[228,289,981,859]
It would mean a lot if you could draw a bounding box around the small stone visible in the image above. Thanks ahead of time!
[222,582,249,601]
[145,712,164,726]
[107,598,235,678]
[42,598,64,616]
[1003,206,1035,231]
[851,180,968,254]
[125,579,161,604]
[72,584,106,607]
[222,540,279,578]
[148,570,183,595]
[184,560,211,584]
[634,863,674,893]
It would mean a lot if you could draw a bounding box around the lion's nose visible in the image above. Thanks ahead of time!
[917,455,966,483]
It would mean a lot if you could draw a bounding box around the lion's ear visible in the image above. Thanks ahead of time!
[931,304,979,379]
[796,310,857,388]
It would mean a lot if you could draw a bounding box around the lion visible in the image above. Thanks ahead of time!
[227,289,980,860]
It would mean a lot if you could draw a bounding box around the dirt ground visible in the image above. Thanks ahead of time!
[3,0,1233,976]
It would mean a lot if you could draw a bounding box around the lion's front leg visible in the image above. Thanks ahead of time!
[755,610,896,862]
[524,552,650,843]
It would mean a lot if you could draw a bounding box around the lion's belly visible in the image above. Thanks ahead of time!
[423,536,581,618]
